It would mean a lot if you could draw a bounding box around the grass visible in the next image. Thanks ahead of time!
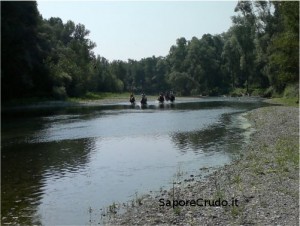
[3,92,162,108]
[246,137,298,179]
[135,192,143,206]
[213,180,225,200]
[108,202,118,214]
[173,207,181,215]
[68,92,132,101]
[68,92,160,102]
[230,205,240,218]
[232,174,242,184]
[268,97,299,107]
[275,138,299,168]
[174,165,185,181]
[246,137,298,177]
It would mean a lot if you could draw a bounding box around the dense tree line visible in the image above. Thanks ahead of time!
[1,1,299,101]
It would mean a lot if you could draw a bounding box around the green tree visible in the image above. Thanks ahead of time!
[167,71,196,96]
[168,37,188,73]
[1,1,48,100]
[231,13,256,93]
[267,1,299,92]
[42,18,97,97]
[221,30,242,90]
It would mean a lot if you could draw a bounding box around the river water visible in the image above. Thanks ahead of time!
[1,97,268,225]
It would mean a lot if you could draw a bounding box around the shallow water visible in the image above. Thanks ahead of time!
[1,97,268,225]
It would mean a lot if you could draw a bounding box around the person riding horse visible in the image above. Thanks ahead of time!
[158,92,164,103]
[141,93,147,105]
[169,91,175,102]
[165,91,170,101]
[129,93,135,104]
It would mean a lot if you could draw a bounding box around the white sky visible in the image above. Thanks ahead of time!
[37,1,238,62]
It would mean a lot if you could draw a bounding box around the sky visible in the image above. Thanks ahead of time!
[37,1,238,62]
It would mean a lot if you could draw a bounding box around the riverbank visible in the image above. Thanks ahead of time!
[264,97,299,107]
[105,105,299,225]
[2,92,297,110]
[1,95,204,111]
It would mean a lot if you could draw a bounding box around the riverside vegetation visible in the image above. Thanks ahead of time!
[2,1,299,103]
[104,103,299,225]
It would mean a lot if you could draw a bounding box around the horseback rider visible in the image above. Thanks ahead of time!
[170,91,175,102]
[141,93,147,105]
[165,91,170,101]
[158,92,164,103]
[130,93,135,104]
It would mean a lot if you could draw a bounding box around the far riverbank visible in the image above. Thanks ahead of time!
[2,92,298,111]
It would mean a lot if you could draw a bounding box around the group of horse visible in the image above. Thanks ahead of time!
[129,92,175,105]
[157,92,175,103]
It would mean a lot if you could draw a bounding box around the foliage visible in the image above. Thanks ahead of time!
[283,84,299,99]
[266,1,299,93]
[1,1,298,101]
[52,86,67,100]
[229,88,247,97]
[1,1,48,100]
[250,88,265,97]
[269,97,299,107]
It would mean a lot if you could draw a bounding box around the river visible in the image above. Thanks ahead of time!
[1,97,269,225]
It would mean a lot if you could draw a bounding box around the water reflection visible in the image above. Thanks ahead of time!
[1,138,95,225]
[170,113,248,155]
[1,97,270,225]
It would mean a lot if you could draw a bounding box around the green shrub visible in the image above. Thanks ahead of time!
[250,88,265,97]
[209,87,221,96]
[263,86,274,98]
[230,88,246,97]
[191,89,199,96]
[283,84,299,98]
[114,79,124,92]
[52,86,67,100]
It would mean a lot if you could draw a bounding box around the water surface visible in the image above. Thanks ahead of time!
[1,97,268,225]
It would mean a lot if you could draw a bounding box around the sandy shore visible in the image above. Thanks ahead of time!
[105,105,299,225]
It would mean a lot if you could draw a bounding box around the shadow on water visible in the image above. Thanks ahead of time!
[1,138,95,225]
[170,112,249,156]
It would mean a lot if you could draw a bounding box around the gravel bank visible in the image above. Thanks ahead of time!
[105,106,299,225]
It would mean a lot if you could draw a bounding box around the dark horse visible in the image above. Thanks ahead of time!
[169,93,175,102]
[165,91,175,102]
[165,92,170,101]
[141,94,147,105]
[129,94,135,104]
[158,93,164,103]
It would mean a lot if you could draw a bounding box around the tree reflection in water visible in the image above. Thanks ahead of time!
[1,138,95,225]
[170,113,248,155]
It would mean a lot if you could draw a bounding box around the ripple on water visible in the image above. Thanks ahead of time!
[1,98,269,225]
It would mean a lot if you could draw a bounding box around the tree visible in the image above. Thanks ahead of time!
[43,18,97,97]
[168,37,188,73]
[2,0,298,101]
[231,15,256,93]
[1,1,48,100]
[267,1,299,92]
[167,71,196,95]
[222,31,242,89]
